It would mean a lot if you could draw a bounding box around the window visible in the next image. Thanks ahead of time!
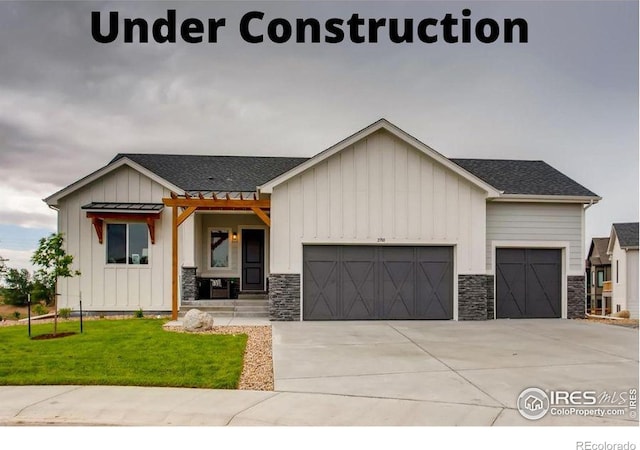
[106,223,149,265]
[597,270,604,288]
[210,229,230,268]
[616,260,619,283]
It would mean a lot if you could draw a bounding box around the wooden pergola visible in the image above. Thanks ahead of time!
[162,192,271,319]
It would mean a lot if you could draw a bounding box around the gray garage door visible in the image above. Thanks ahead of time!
[496,248,561,318]
[303,246,453,320]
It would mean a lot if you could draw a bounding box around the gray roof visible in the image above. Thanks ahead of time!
[109,154,598,198]
[451,159,599,197]
[613,222,639,248]
[112,154,309,192]
[81,202,164,212]
[588,237,611,266]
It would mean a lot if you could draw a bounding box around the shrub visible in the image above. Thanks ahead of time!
[58,307,72,319]
[32,303,49,316]
[12,311,21,320]
[613,310,631,319]
[134,308,144,318]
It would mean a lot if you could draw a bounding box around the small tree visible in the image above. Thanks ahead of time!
[0,254,7,275]
[1,268,33,306]
[31,233,80,335]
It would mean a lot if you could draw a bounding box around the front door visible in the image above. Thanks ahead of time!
[242,229,265,291]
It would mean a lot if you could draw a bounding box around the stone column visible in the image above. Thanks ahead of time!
[269,274,300,321]
[458,274,494,320]
[181,266,197,303]
[567,275,585,319]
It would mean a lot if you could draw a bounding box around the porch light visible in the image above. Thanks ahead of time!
[232,232,238,241]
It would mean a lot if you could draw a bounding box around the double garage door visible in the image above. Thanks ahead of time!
[303,245,453,320]
[496,248,562,319]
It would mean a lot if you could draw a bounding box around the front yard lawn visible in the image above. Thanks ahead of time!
[0,319,247,389]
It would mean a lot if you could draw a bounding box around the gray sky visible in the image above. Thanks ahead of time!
[0,1,637,270]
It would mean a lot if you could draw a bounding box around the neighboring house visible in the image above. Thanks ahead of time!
[606,222,639,319]
[44,119,601,321]
[585,237,611,315]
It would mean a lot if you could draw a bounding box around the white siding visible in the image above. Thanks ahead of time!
[57,165,173,312]
[486,202,584,274]
[270,129,488,274]
[626,250,639,319]
[611,237,638,318]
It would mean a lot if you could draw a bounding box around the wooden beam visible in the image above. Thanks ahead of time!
[239,192,244,200]
[177,206,197,226]
[212,192,218,200]
[253,193,257,200]
[184,192,192,199]
[170,192,177,199]
[251,207,271,227]
[163,198,270,209]
[146,217,156,244]
[91,217,104,244]
[198,192,205,200]
[171,205,178,320]
[225,193,231,201]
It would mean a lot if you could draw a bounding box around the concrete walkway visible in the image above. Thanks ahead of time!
[0,319,637,426]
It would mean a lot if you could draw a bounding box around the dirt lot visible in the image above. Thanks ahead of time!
[0,304,30,321]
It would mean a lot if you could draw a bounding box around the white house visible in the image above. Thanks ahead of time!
[44,119,601,320]
[607,222,639,319]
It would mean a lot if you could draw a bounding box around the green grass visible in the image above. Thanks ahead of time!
[0,319,247,389]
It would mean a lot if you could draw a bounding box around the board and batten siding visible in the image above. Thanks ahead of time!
[625,250,639,319]
[56,165,173,312]
[270,129,488,274]
[486,202,584,274]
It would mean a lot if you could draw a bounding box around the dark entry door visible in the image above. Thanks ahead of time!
[496,248,561,318]
[303,245,453,320]
[242,229,265,291]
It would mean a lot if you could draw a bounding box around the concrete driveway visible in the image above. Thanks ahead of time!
[0,319,637,426]
[268,319,639,425]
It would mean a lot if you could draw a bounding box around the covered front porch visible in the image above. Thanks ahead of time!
[163,192,271,319]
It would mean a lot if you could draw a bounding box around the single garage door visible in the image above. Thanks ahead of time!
[303,245,453,320]
[496,248,561,318]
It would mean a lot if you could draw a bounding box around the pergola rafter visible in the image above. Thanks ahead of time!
[162,191,271,319]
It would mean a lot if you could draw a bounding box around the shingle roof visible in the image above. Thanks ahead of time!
[451,159,599,197]
[112,154,309,192]
[613,222,639,248]
[110,154,597,198]
[588,237,611,265]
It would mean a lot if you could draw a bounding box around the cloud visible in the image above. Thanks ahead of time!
[0,248,36,272]
[0,0,636,252]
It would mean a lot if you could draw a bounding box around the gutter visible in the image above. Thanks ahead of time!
[491,194,602,204]
[584,198,595,211]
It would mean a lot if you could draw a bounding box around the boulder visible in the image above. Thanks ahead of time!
[182,309,214,331]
